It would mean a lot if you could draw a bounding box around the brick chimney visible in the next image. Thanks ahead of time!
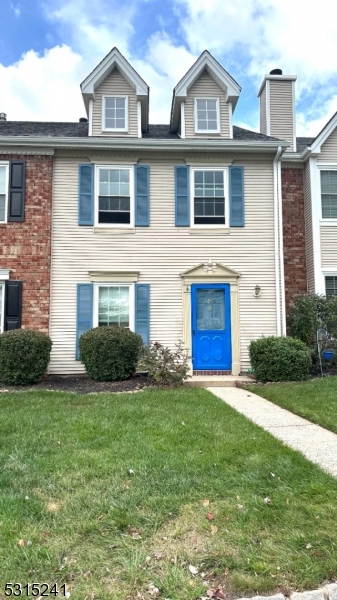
[258,69,297,152]
[0,113,7,121]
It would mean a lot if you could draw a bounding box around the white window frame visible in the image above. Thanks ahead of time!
[317,163,337,224]
[194,97,220,134]
[0,282,4,333]
[93,283,135,330]
[94,164,134,228]
[0,161,9,224]
[102,95,129,132]
[190,167,229,229]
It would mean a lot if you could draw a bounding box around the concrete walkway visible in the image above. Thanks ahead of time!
[208,387,337,478]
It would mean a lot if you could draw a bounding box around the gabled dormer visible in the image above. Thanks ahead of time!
[170,50,241,139]
[81,47,149,138]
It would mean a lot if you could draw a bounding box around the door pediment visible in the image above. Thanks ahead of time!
[181,262,240,283]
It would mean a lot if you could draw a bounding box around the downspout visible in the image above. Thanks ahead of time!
[273,146,282,336]
[278,158,286,335]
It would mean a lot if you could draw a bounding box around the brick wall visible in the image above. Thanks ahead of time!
[281,167,307,313]
[0,154,52,333]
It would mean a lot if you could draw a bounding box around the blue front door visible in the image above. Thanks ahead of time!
[191,284,231,370]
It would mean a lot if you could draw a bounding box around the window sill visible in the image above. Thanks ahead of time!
[195,130,221,135]
[102,129,129,133]
[93,226,136,235]
[188,227,230,235]
[319,220,337,226]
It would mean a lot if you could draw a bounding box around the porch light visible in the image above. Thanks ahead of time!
[254,284,261,297]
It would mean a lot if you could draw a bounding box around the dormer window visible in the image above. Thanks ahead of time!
[102,96,128,132]
[195,98,220,133]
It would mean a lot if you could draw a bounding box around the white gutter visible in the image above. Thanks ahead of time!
[273,146,282,336]
[0,135,289,153]
[277,157,286,335]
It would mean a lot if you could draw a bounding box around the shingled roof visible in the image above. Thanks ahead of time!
[296,137,315,153]
[0,120,285,143]
[0,121,89,137]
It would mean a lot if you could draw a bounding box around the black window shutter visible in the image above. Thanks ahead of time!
[4,281,22,330]
[8,161,25,222]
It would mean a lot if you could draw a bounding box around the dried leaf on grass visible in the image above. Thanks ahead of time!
[205,588,225,598]
[129,527,142,539]
[189,564,198,575]
[148,582,160,597]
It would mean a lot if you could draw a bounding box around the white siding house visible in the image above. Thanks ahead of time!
[47,48,288,375]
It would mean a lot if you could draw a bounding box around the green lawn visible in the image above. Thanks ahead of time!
[247,376,337,434]
[1,388,337,599]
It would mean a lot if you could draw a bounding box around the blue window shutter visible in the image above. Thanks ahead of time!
[135,165,150,226]
[135,284,150,345]
[78,164,94,225]
[76,283,93,359]
[175,166,189,226]
[229,166,244,226]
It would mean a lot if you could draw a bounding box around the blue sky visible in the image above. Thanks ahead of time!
[1,0,337,136]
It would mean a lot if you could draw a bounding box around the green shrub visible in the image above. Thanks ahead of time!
[0,329,52,385]
[249,336,311,383]
[138,340,190,386]
[79,326,143,381]
[288,293,337,370]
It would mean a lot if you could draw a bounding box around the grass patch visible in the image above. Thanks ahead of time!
[1,387,337,599]
[247,376,337,434]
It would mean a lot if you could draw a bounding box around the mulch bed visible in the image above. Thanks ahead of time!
[0,373,155,394]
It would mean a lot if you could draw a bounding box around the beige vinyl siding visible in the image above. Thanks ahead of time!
[185,71,230,138]
[269,80,294,151]
[260,84,267,135]
[304,161,314,292]
[319,127,337,161]
[92,69,138,137]
[50,154,276,374]
[321,227,337,267]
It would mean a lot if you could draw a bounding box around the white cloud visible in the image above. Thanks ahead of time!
[1,0,337,134]
[43,0,137,61]
[133,33,197,122]
[175,0,337,135]
[0,45,85,121]
[0,1,196,123]
[10,2,21,17]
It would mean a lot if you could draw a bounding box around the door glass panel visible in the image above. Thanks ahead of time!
[196,289,225,330]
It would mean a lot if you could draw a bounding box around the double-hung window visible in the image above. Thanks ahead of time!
[94,284,134,329]
[102,96,128,132]
[321,171,337,218]
[192,168,227,226]
[96,166,134,226]
[195,98,220,133]
[0,162,9,223]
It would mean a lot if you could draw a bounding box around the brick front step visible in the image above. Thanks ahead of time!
[193,370,231,375]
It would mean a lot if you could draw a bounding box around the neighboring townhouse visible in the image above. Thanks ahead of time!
[0,132,53,333]
[292,116,337,300]
[258,71,337,306]
[0,48,335,375]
